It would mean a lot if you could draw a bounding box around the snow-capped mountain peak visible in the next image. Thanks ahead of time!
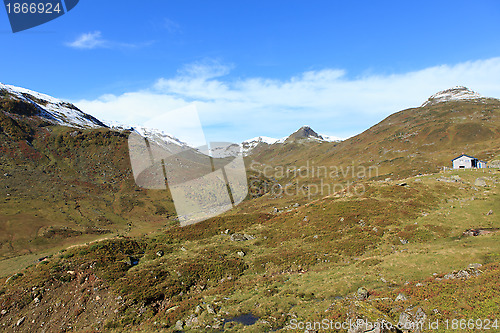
[241,126,342,155]
[0,82,106,129]
[421,86,484,107]
[241,136,280,155]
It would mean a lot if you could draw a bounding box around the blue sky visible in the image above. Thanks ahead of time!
[2,1,500,144]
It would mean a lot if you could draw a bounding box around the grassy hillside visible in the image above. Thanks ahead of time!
[0,169,499,332]
[1,92,500,332]
[249,98,500,183]
[0,107,179,266]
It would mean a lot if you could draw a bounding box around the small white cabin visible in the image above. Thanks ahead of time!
[452,154,487,169]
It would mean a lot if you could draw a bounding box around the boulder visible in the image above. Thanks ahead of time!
[185,315,200,328]
[395,293,408,302]
[488,160,500,168]
[207,303,216,314]
[443,266,481,280]
[467,263,482,270]
[194,305,204,315]
[230,233,255,241]
[357,287,369,301]
[398,307,426,333]
[174,320,184,331]
[16,317,26,326]
[474,178,487,187]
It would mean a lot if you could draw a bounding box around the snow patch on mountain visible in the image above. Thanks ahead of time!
[0,82,105,129]
[320,134,342,142]
[421,86,484,107]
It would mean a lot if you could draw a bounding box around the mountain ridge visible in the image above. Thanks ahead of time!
[0,82,106,129]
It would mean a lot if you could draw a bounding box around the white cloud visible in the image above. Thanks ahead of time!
[66,31,106,49]
[66,31,153,50]
[75,57,500,144]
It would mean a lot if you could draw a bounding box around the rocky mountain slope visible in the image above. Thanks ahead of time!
[0,83,106,129]
[1,84,499,332]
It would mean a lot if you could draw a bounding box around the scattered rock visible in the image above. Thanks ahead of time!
[195,305,204,315]
[174,319,184,331]
[292,203,300,208]
[443,266,482,280]
[397,182,408,187]
[3,173,12,177]
[207,303,216,314]
[166,305,180,313]
[156,250,164,257]
[357,287,369,301]
[462,228,499,237]
[17,317,26,326]
[467,263,482,270]
[185,315,199,328]
[395,293,408,302]
[303,216,308,222]
[230,233,255,242]
[33,297,40,304]
[237,251,245,257]
[474,178,487,187]
[399,238,409,245]
[486,210,493,216]
[398,307,426,333]
[1,309,7,315]
[125,256,139,266]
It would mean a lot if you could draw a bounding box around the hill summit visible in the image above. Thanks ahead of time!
[421,86,484,107]
[286,125,323,142]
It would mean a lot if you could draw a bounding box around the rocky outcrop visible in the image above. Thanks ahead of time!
[230,233,256,241]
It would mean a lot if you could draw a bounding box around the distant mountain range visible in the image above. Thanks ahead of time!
[1,82,499,166]
[0,82,343,155]
[241,126,342,155]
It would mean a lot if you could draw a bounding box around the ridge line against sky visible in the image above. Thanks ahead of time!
[2,0,500,144]
[74,57,500,145]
